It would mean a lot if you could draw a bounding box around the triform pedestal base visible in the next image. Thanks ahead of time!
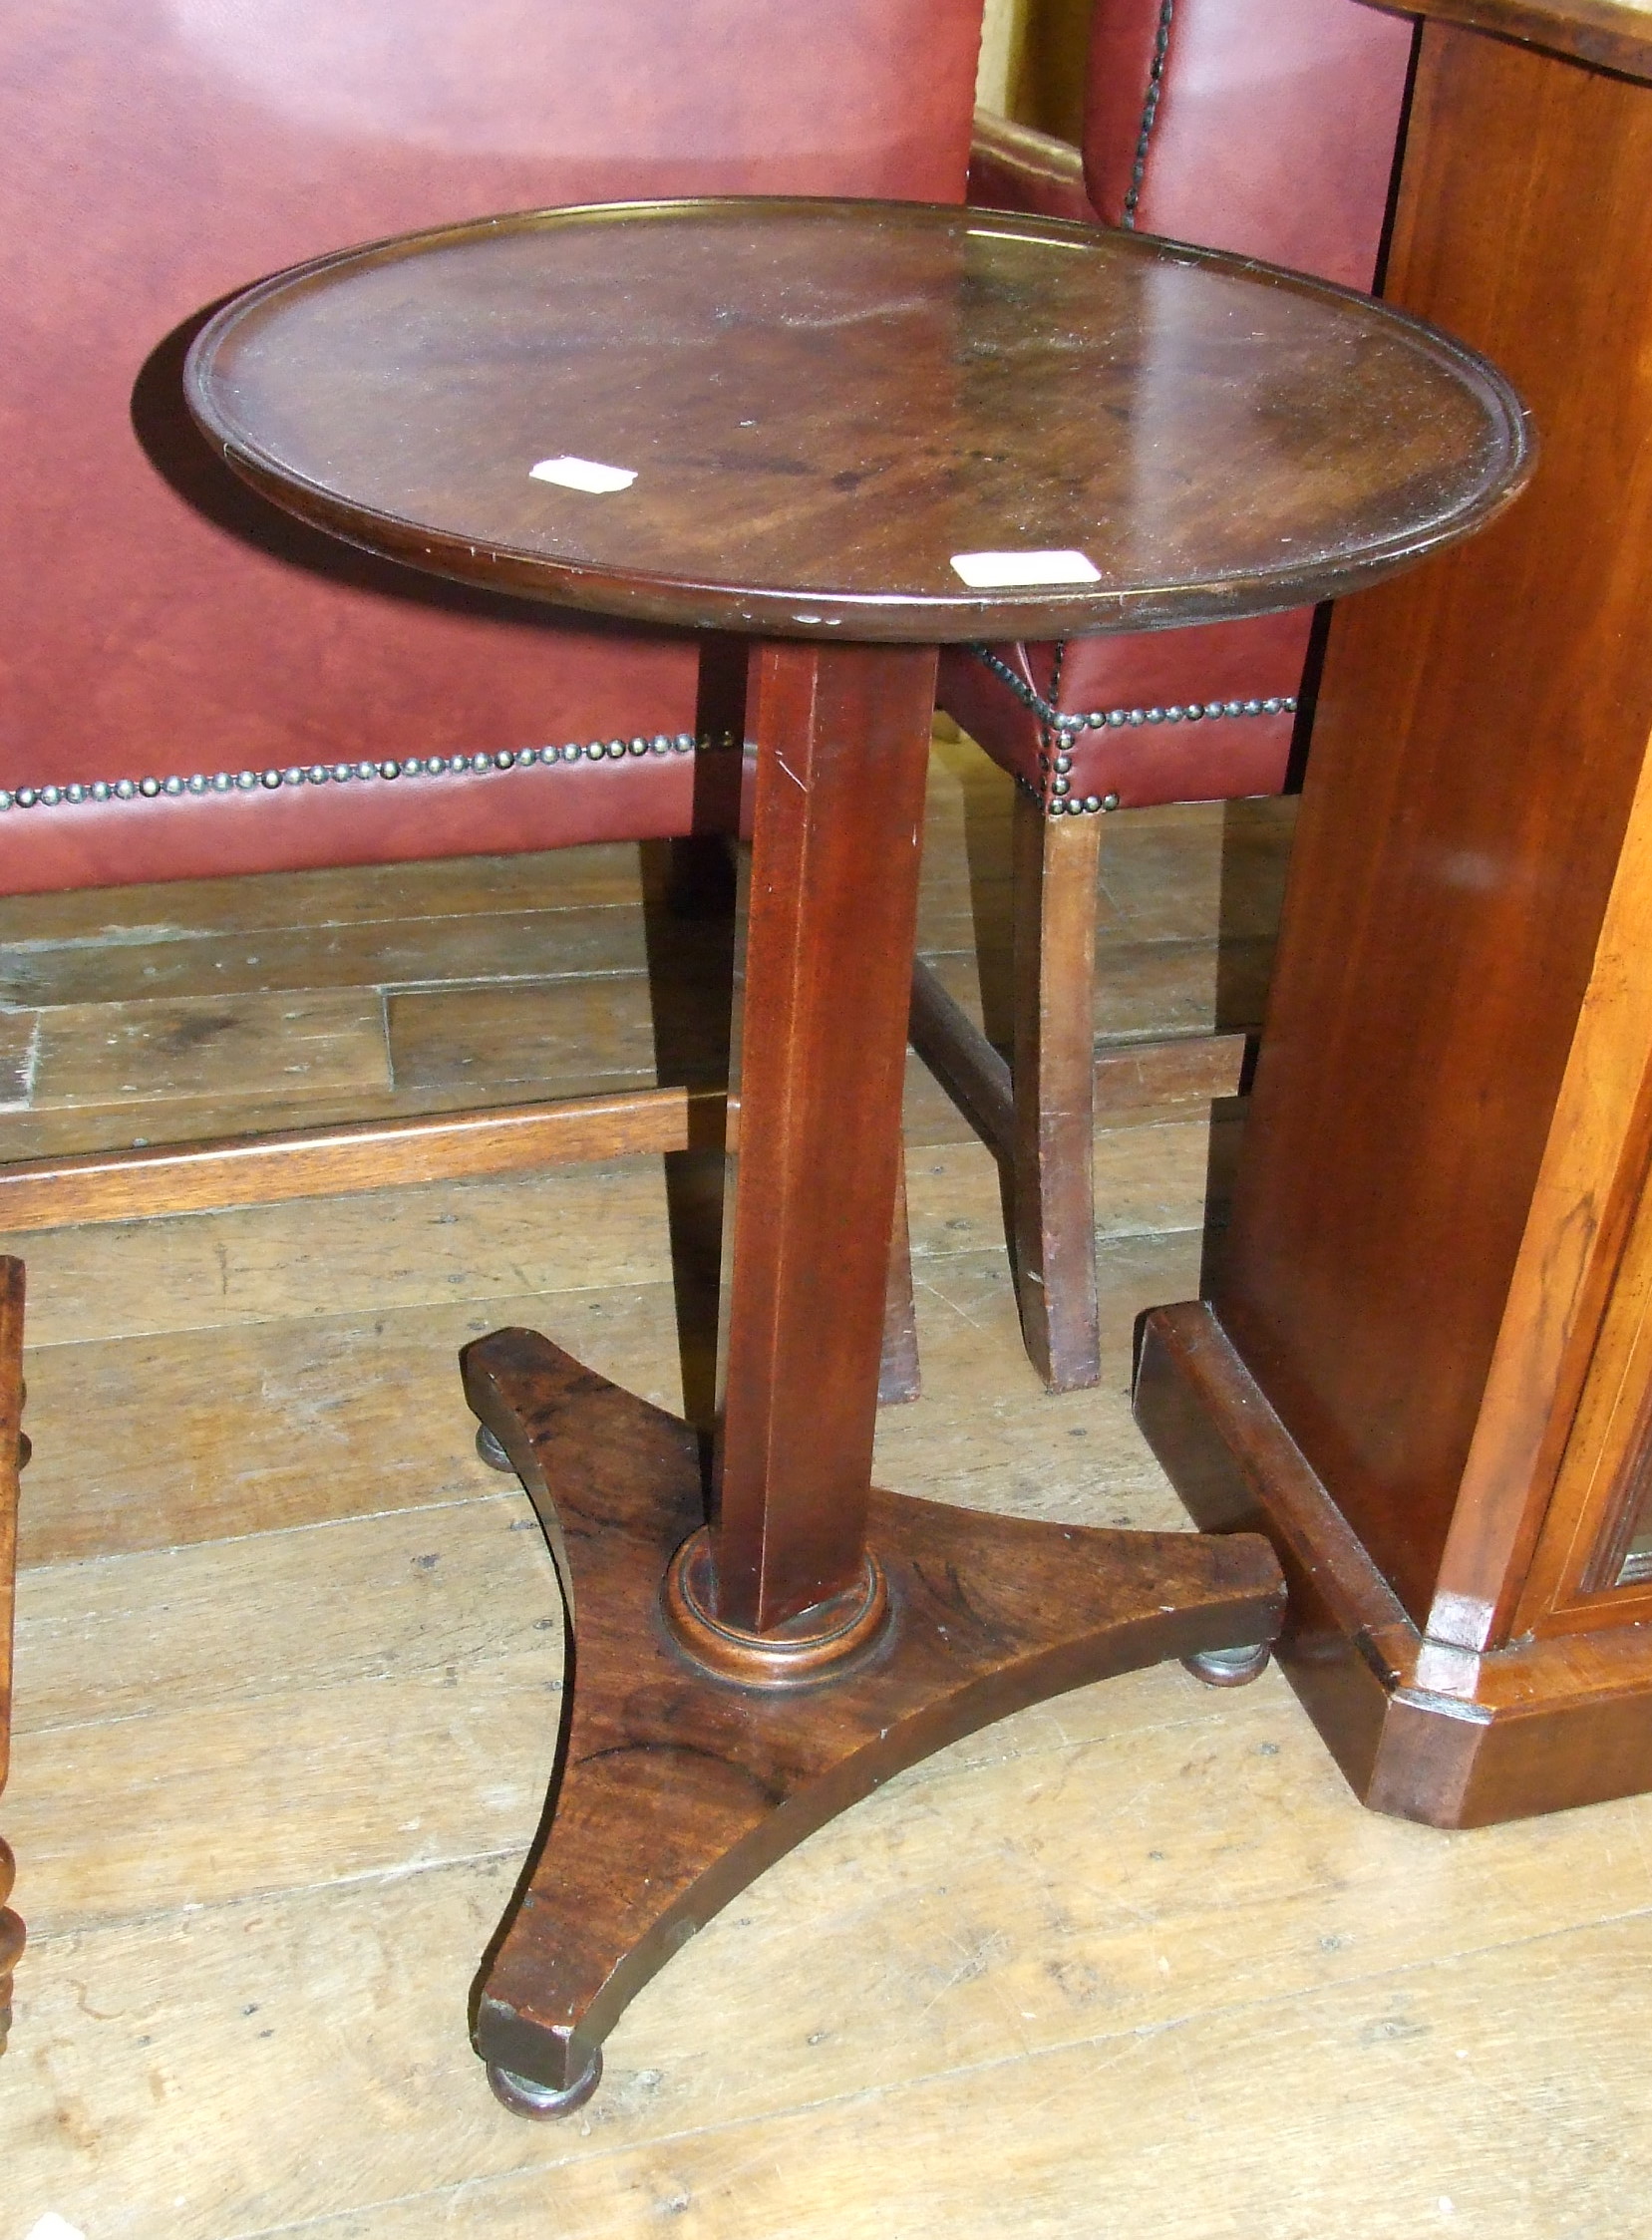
[461,1327,1284,2106]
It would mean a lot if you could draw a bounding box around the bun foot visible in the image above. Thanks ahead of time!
[1182,1641,1271,1688]
[0,1837,21,2059]
[475,1422,514,1473]
[488,2048,603,2120]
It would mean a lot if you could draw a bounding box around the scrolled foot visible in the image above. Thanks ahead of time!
[1181,1641,1271,1688]
[488,2047,603,2120]
[475,1422,514,1474]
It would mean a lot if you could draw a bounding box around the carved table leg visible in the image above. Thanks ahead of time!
[463,641,1284,2110]
[0,1258,27,2055]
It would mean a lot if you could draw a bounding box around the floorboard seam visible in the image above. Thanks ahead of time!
[15,1487,527,1577]
[17,1843,536,1946]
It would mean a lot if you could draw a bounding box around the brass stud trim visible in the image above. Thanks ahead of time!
[0,732,727,812]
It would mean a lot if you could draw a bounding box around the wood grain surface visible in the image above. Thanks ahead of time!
[1448,723,1652,1642]
[1209,22,1652,1630]
[1372,0,1652,82]
[1138,1299,1652,1825]
[464,1326,1280,2092]
[185,199,1532,641]
[1009,786,1104,1391]
[2,770,1648,2227]
[6,1224,1651,2231]
[0,1256,22,2046]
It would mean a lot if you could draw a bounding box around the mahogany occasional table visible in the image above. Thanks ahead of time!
[183,197,1527,2115]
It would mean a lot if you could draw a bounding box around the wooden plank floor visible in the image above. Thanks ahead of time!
[3,736,1648,2240]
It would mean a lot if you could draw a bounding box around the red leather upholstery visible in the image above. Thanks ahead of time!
[941,613,1315,813]
[1085,0,1412,283]
[942,0,1416,812]
[0,0,983,896]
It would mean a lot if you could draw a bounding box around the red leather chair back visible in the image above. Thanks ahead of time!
[1085,0,1415,285]
[941,0,1418,816]
[0,1,983,893]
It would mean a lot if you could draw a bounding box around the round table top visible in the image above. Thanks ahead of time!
[185,197,1532,644]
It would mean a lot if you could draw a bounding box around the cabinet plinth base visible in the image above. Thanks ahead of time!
[460,1325,1284,2108]
[1135,1303,1652,1829]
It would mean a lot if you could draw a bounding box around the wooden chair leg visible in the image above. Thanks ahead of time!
[878,1155,922,1405]
[1010,793,1103,1392]
[663,831,739,920]
[0,1257,26,2054]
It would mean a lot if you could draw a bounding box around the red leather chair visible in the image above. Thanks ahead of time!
[0,0,983,1314]
[1,0,981,896]
[923,0,1418,1391]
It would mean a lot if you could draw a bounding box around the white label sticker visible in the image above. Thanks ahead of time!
[949,548,1102,588]
[26,2218,89,2240]
[529,456,637,494]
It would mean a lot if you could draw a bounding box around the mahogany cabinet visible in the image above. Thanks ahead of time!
[1135,0,1652,1826]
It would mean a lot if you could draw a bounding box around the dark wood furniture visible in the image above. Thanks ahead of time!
[185,196,1525,2112]
[927,0,1418,1392]
[1135,0,1652,1828]
[0,1259,26,2054]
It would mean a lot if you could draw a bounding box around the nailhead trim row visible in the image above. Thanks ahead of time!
[1121,0,1176,230]
[967,644,1297,735]
[0,732,724,811]
[1014,777,1121,816]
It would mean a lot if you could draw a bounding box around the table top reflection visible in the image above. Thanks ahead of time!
[185,196,1532,644]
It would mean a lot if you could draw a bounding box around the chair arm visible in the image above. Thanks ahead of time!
[967,109,1096,223]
